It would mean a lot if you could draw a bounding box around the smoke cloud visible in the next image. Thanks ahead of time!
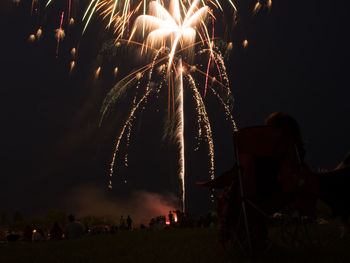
[63,185,179,226]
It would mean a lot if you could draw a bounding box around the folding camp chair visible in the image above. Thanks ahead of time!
[197,126,319,252]
[231,126,319,252]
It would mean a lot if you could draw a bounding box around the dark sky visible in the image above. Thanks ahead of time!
[0,0,349,219]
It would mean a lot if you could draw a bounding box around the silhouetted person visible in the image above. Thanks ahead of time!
[127,215,133,230]
[32,228,45,242]
[168,211,174,225]
[197,216,204,228]
[6,231,20,242]
[264,111,306,163]
[50,221,63,241]
[265,112,320,215]
[65,214,84,239]
[23,225,33,242]
[109,225,118,234]
[120,216,126,230]
[149,218,155,229]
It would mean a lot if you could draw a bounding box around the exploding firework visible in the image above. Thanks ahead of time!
[99,0,237,211]
[16,0,272,210]
[82,0,237,39]
[16,0,273,71]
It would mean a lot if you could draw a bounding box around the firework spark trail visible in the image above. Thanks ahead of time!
[108,86,153,189]
[70,60,76,73]
[100,46,166,126]
[108,0,120,27]
[123,78,142,168]
[124,122,132,167]
[121,46,165,168]
[209,48,229,87]
[56,11,65,58]
[99,54,169,125]
[197,20,223,98]
[146,47,167,91]
[253,1,262,14]
[198,47,236,130]
[31,0,38,15]
[190,75,203,149]
[102,46,168,182]
[188,74,215,179]
[210,86,237,131]
[68,0,72,23]
[175,58,185,211]
[83,0,101,33]
[204,54,212,97]
[46,0,53,7]
[36,28,42,39]
[199,48,230,97]
[204,14,215,98]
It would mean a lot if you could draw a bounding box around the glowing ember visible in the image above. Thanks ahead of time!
[243,39,248,48]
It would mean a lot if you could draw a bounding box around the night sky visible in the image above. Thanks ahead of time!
[0,0,349,219]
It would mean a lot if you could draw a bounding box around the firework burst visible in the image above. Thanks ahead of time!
[98,0,238,211]
[16,0,272,210]
[83,0,237,39]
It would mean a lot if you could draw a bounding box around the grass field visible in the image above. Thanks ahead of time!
[1,225,350,263]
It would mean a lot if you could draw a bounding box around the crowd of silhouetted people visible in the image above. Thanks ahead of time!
[0,211,217,243]
[2,214,85,242]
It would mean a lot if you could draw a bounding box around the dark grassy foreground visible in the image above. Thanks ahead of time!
[1,226,350,263]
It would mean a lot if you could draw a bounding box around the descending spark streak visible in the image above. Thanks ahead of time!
[204,53,212,98]
[46,0,53,7]
[124,122,132,167]
[267,0,272,8]
[70,60,75,72]
[28,34,36,42]
[83,0,96,21]
[198,47,237,131]
[243,39,248,48]
[199,48,230,97]
[176,59,185,211]
[36,28,42,39]
[31,0,38,15]
[83,0,101,34]
[253,1,261,14]
[204,16,223,98]
[102,48,167,185]
[188,74,214,179]
[108,87,154,189]
[114,67,118,77]
[55,12,65,58]
[210,86,237,131]
[108,0,120,27]
[68,0,72,22]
